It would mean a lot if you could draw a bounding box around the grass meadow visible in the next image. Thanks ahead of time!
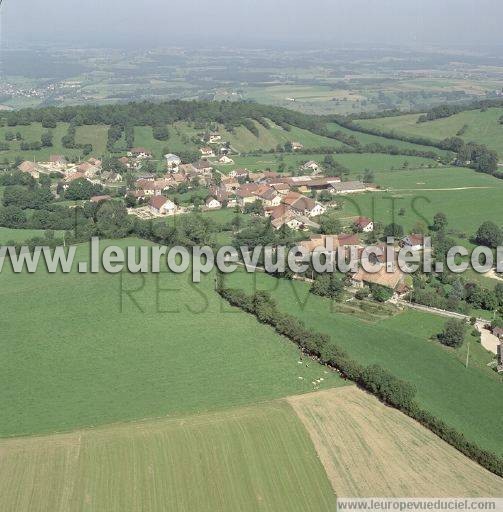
[225,270,503,455]
[0,238,345,437]
[0,401,336,512]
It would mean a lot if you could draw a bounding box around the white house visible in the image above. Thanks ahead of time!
[164,153,181,171]
[205,197,222,210]
[219,155,234,165]
[209,133,222,144]
[302,160,320,173]
[200,147,215,157]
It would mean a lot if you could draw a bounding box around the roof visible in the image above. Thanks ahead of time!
[331,181,366,192]
[150,196,170,210]
[283,192,315,212]
[353,266,405,290]
[50,155,67,164]
[164,153,181,161]
[205,197,220,206]
[492,327,503,337]
[18,161,39,173]
[236,183,260,198]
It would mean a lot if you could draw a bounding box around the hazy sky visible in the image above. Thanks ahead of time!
[2,0,502,48]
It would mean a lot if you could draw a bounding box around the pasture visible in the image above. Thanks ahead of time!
[0,401,336,512]
[0,227,64,244]
[289,387,503,497]
[0,238,344,437]
[356,107,503,156]
[225,270,503,455]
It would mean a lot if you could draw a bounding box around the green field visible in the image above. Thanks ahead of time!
[225,271,503,455]
[0,238,344,437]
[0,227,64,244]
[356,107,503,157]
[0,122,83,161]
[214,152,436,175]
[0,401,336,512]
[332,166,503,237]
[327,121,452,157]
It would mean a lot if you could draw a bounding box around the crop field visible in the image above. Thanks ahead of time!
[356,107,503,156]
[226,271,503,455]
[0,238,344,437]
[0,401,336,512]
[289,387,503,497]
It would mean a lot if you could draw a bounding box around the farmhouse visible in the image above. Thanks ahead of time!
[291,142,304,151]
[205,197,222,210]
[219,155,234,164]
[299,233,361,253]
[136,179,171,196]
[149,196,177,216]
[208,133,222,144]
[268,204,320,231]
[50,154,67,166]
[257,186,282,208]
[354,216,374,232]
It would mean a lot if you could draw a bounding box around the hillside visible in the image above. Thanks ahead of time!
[356,107,503,157]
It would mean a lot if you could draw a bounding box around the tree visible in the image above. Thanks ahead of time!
[96,202,132,239]
[318,213,342,234]
[41,131,53,147]
[369,284,393,303]
[438,319,467,348]
[475,221,503,248]
[0,206,27,228]
[311,273,345,301]
[432,212,448,232]
[64,178,103,201]
[383,223,404,239]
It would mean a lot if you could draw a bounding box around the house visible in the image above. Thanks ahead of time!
[282,191,326,217]
[493,327,503,340]
[149,196,177,216]
[283,175,341,194]
[302,160,320,173]
[90,195,112,203]
[119,156,131,169]
[354,216,374,233]
[193,160,213,174]
[257,186,282,208]
[236,183,261,207]
[205,197,222,210]
[221,177,240,193]
[219,155,234,165]
[269,207,320,231]
[136,179,171,196]
[77,162,100,178]
[164,153,181,171]
[291,142,304,151]
[299,233,361,253]
[129,147,152,159]
[229,168,249,180]
[18,161,41,179]
[200,147,215,157]
[402,234,425,251]
[208,133,222,144]
[88,157,102,167]
[270,182,290,195]
[101,171,123,183]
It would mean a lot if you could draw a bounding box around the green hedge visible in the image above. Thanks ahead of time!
[217,283,503,477]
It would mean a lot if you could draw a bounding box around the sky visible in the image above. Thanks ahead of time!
[2,0,502,49]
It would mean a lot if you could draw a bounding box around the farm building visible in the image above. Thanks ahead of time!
[354,216,374,232]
